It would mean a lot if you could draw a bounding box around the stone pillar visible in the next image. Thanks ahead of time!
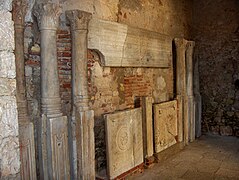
[174,38,188,144]
[186,41,195,142]
[66,10,95,180]
[142,97,154,165]
[12,0,28,122]
[194,56,202,138]
[0,0,20,178]
[34,3,70,179]
[12,0,37,179]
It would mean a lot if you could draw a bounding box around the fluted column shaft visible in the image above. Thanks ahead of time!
[186,42,195,97]
[66,10,91,112]
[13,1,37,179]
[66,10,95,180]
[194,56,202,138]
[186,41,195,142]
[174,38,187,144]
[34,3,62,118]
[12,0,29,123]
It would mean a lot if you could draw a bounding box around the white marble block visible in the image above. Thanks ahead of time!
[88,18,172,68]
[105,108,143,179]
[154,100,178,153]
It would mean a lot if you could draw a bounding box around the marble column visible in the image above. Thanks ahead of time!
[194,56,202,138]
[34,3,70,179]
[66,10,95,180]
[186,41,195,142]
[12,0,28,122]
[12,0,37,179]
[142,97,154,162]
[174,38,188,144]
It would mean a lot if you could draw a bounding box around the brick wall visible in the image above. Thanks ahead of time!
[87,50,173,172]
[57,28,72,116]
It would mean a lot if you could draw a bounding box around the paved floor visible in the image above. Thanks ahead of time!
[129,134,239,180]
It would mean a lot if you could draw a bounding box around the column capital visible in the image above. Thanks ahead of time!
[66,10,92,31]
[174,38,188,49]
[33,3,62,30]
[12,0,27,28]
[186,41,195,50]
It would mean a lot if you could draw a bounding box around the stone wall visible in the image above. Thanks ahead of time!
[0,0,20,178]
[193,0,239,136]
[23,0,192,174]
[63,0,192,39]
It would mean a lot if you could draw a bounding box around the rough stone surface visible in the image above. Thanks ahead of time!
[118,0,192,38]
[62,0,192,38]
[193,0,239,136]
[0,78,16,96]
[0,52,16,78]
[0,96,20,178]
[0,0,12,11]
[0,3,20,179]
[0,11,14,51]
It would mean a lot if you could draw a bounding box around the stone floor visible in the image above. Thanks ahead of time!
[129,134,239,180]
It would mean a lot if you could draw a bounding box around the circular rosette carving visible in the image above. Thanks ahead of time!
[116,126,130,152]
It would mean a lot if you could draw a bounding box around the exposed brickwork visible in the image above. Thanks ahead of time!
[57,28,72,116]
[87,50,173,172]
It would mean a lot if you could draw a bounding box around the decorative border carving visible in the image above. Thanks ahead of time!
[66,10,92,31]
[12,0,27,26]
[33,3,62,30]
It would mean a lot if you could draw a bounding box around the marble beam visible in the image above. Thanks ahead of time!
[174,38,188,144]
[142,97,154,158]
[194,57,202,138]
[66,10,95,180]
[34,3,70,179]
[12,0,37,179]
[186,41,195,142]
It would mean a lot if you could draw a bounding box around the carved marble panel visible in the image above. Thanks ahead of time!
[142,97,153,158]
[105,108,143,179]
[154,100,178,153]
[88,18,172,67]
[19,123,36,180]
[47,116,70,179]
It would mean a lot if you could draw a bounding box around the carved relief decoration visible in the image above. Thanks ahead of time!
[154,100,178,153]
[33,3,62,30]
[12,0,27,26]
[66,10,92,31]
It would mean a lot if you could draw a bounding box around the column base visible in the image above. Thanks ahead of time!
[75,110,95,180]
[19,122,37,180]
[40,115,70,180]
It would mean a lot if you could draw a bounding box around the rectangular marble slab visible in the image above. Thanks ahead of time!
[105,108,143,179]
[142,97,154,158]
[154,100,178,153]
[88,18,172,68]
[47,116,70,179]
[19,123,37,180]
